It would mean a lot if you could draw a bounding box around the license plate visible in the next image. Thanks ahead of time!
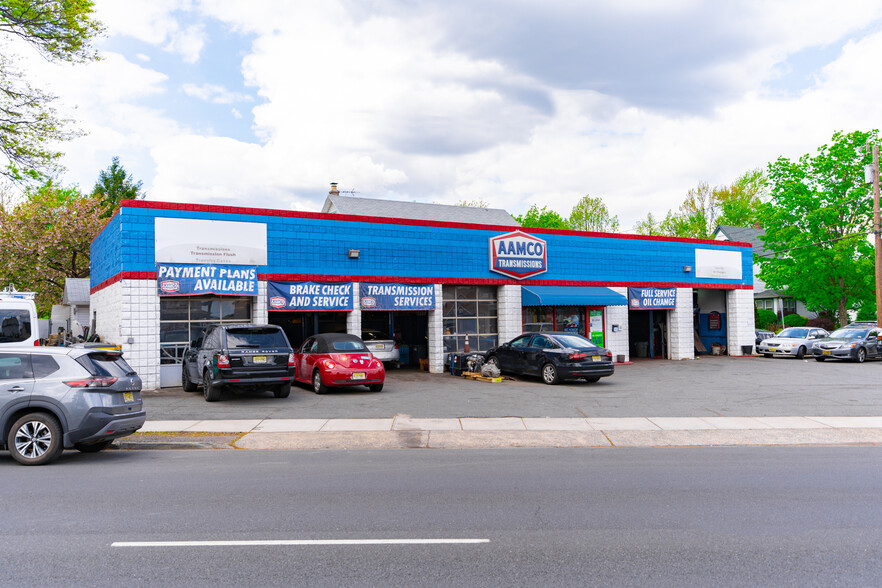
[352,372,366,380]
[123,392,134,403]
[372,344,383,350]
[252,356,267,364]
[592,356,601,362]
[823,350,831,355]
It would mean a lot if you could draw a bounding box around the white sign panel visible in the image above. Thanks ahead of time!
[695,249,743,280]
[155,218,268,265]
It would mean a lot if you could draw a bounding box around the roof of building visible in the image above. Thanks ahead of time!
[713,225,770,257]
[62,278,90,305]
[322,194,519,226]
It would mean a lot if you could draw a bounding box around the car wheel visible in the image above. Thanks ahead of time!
[274,383,291,398]
[583,376,601,383]
[368,383,384,392]
[313,370,328,394]
[855,348,866,363]
[181,363,197,392]
[796,346,806,359]
[203,370,221,402]
[815,357,826,362]
[541,363,560,385]
[74,440,114,453]
[7,413,63,466]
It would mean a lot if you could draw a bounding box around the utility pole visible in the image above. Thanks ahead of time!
[873,144,881,328]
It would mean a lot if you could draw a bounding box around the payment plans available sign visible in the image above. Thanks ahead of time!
[157,264,258,296]
[489,231,547,280]
[267,281,354,311]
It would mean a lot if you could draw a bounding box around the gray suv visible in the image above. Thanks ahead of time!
[1,347,146,465]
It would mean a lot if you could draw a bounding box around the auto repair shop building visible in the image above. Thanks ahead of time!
[90,198,755,390]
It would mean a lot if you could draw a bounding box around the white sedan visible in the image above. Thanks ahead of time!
[756,327,830,359]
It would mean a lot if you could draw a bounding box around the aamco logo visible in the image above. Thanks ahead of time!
[269,296,286,308]
[489,231,548,280]
[361,297,377,308]
[159,280,180,293]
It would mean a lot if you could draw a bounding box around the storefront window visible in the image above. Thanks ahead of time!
[159,296,253,365]
[442,285,498,353]
[522,307,553,332]
[555,306,585,335]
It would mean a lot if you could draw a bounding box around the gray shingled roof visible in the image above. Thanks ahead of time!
[713,225,769,257]
[322,195,519,226]
[62,278,91,305]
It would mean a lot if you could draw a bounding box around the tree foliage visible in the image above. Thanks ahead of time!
[0,180,107,314]
[756,130,878,326]
[514,204,571,230]
[0,0,103,182]
[93,156,143,217]
[568,194,620,232]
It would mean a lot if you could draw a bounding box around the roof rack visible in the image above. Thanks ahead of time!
[1,285,36,300]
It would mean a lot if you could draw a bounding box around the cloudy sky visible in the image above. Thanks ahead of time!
[18,0,882,229]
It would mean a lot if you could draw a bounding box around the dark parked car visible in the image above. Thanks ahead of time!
[182,324,295,402]
[812,326,882,363]
[1,346,145,465]
[484,332,614,385]
[755,329,775,347]
[294,333,385,394]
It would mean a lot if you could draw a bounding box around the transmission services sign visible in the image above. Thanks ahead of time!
[489,231,548,280]
[359,283,435,311]
[156,264,258,296]
[267,281,354,311]
[628,287,677,309]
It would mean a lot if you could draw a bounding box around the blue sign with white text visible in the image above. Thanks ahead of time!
[267,281,354,311]
[628,287,677,309]
[359,283,435,310]
[156,264,257,296]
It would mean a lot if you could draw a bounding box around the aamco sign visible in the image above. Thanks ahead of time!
[489,231,548,280]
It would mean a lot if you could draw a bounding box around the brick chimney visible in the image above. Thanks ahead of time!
[329,182,339,196]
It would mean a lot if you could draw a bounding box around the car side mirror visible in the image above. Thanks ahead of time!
[502,342,511,348]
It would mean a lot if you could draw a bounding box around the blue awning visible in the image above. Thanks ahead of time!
[521,286,627,307]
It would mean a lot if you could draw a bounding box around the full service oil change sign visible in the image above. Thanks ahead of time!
[489,231,547,280]
[359,283,435,310]
[628,287,677,309]
[267,281,354,311]
[157,263,258,296]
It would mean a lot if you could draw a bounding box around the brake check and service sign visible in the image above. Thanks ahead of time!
[267,281,354,311]
[489,231,548,280]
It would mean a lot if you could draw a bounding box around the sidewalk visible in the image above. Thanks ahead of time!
[120,415,882,450]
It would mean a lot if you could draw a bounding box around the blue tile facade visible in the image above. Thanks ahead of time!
[91,203,754,290]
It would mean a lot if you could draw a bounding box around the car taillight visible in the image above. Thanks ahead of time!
[371,359,383,369]
[394,341,399,349]
[64,376,118,388]
[34,340,40,346]
[288,353,296,366]
[322,359,336,369]
[568,352,587,360]
[606,350,613,358]
[217,354,230,368]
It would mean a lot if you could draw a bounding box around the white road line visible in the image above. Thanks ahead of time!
[112,539,490,547]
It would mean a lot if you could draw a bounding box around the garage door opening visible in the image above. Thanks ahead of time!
[362,310,429,368]
[269,311,348,350]
[628,309,669,359]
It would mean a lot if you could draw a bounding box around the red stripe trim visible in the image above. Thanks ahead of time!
[90,269,752,293]
[119,199,752,248]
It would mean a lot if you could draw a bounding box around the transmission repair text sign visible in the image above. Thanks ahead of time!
[156,264,258,296]
[489,231,547,280]
[628,287,677,309]
[267,281,354,311]
[359,283,435,310]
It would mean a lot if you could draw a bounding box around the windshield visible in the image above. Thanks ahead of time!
[828,328,869,339]
[226,327,289,348]
[0,310,31,343]
[777,328,809,339]
[552,334,598,349]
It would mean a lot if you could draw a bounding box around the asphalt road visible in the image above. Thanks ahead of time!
[142,356,882,420]
[3,447,882,586]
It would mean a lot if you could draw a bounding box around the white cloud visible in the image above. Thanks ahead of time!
[182,83,251,104]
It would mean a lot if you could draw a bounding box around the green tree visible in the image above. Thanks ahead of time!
[633,212,664,236]
[568,194,620,232]
[0,0,103,182]
[756,130,878,326]
[454,199,488,208]
[0,180,107,314]
[93,156,143,217]
[514,204,570,230]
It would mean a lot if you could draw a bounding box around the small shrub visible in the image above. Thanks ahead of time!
[782,314,807,327]
[755,308,778,331]
[807,316,835,331]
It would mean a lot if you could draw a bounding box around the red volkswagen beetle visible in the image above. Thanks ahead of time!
[294,333,385,393]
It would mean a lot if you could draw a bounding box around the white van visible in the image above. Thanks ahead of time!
[0,287,39,347]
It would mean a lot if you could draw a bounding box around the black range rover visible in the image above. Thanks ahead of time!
[182,324,296,402]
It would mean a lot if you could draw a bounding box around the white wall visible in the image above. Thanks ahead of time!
[346,282,361,337]
[428,283,444,373]
[669,288,695,360]
[497,285,522,344]
[727,289,757,355]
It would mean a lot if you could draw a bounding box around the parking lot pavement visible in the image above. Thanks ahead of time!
[140,356,882,421]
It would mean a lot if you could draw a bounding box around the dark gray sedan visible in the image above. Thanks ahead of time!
[485,332,614,385]
[812,327,882,363]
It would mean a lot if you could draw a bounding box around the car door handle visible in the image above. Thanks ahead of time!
[6,386,26,393]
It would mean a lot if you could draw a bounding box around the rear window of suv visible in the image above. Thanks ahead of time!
[0,310,32,343]
[225,327,289,348]
[76,352,136,378]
